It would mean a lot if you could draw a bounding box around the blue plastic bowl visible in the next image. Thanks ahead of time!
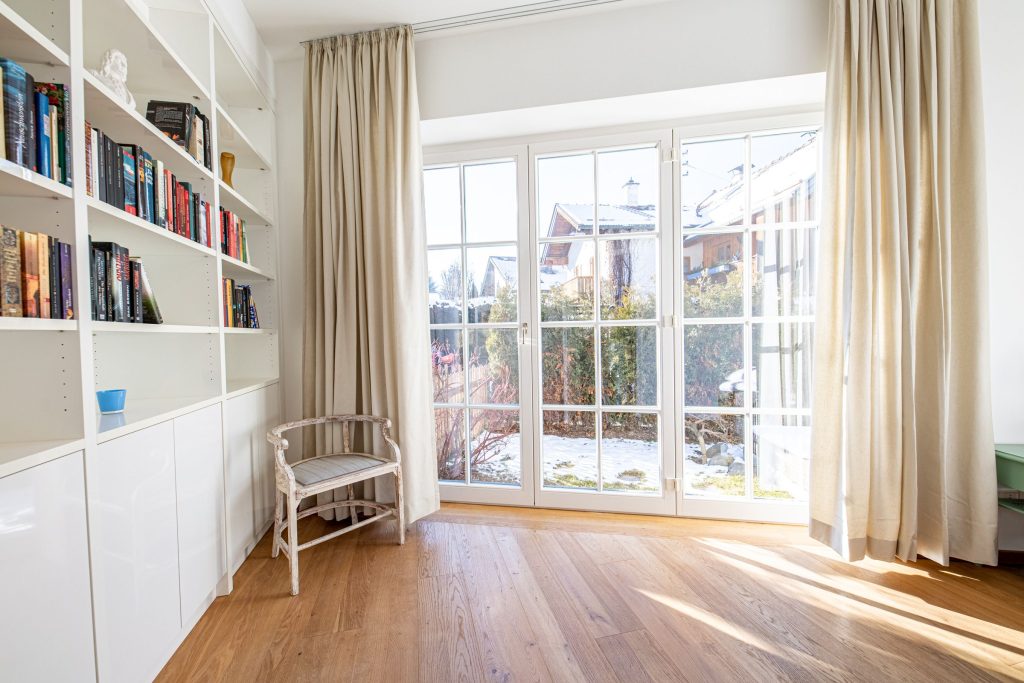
[96,389,127,414]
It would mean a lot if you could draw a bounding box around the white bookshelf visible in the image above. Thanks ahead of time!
[0,0,281,463]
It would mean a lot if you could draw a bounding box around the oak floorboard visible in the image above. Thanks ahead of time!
[158,504,1024,683]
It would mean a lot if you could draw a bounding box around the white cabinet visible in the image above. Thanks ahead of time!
[0,452,96,682]
[225,383,281,573]
[225,388,260,572]
[90,422,182,683]
[174,404,226,623]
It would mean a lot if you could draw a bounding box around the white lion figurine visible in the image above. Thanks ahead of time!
[91,48,135,109]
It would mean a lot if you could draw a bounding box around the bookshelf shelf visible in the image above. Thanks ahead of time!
[95,395,222,443]
[225,377,279,399]
[0,317,76,331]
[0,158,74,199]
[92,321,218,334]
[87,197,217,257]
[222,327,274,335]
[218,180,272,226]
[0,438,86,479]
[82,72,215,190]
[0,0,70,67]
[212,23,270,111]
[83,0,211,105]
[221,254,273,280]
[216,104,272,171]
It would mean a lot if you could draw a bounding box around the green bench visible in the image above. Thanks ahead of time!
[997,444,1024,514]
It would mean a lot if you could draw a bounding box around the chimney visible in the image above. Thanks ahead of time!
[623,178,639,206]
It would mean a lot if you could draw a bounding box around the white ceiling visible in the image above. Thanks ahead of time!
[241,0,651,59]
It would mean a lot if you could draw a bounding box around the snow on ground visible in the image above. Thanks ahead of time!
[469,432,740,495]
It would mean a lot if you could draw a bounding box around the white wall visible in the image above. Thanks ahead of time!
[979,0,1024,444]
[415,0,828,120]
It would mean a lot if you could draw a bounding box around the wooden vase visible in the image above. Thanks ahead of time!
[220,152,235,188]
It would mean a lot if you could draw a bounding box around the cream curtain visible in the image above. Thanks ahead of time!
[811,0,997,565]
[302,26,439,524]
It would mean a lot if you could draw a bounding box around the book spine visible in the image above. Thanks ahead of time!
[0,60,28,167]
[94,246,107,321]
[130,259,141,323]
[155,160,165,227]
[59,241,72,319]
[0,226,22,317]
[120,145,137,215]
[144,154,155,224]
[34,91,49,177]
[62,84,71,186]
[37,233,50,319]
[135,145,145,220]
[96,129,106,203]
[103,251,113,321]
[49,107,58,180]
[84,121,93,196]
[20,231,38,317]
[89,240,96,320]
[119,245,129,322]
[48,236,60,318]
[24,71,35,172]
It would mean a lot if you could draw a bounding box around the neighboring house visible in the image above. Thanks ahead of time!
[540,180,657,304]
[481,255,517,296]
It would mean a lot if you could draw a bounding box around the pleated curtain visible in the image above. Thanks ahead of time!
[810,0,997,565]
[302,26,439,524]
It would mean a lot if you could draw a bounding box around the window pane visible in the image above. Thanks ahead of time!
[537,153,595,239]
[597,146,657,233]
[428,249,462,324]
[751,130,819,224]
[600,325,657,407]
[684,324,744,407]
[542,410,596,490]
[465,160,517,243]
[681,137,745,229]
[435,407,465,482]
[753,415,810,501]
[424,166,461,245]
[540,240,595,321]
[468,328,518,405]
[541,327,595,406]
[601,412,659,493]
[752,322,813,410]
[600,237,657,320]
[753,228,817,317]
[430,328,464,404]
[470,409,520,486]
[467,245,517,323]
[684,413,745,497]
[683,231,743,317]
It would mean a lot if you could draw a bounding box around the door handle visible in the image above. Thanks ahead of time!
[519,322,529,345]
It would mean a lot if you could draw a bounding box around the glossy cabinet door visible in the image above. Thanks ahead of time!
[225,388,260,572]
[90,422,181,683]
[256,384,282,532]
[0,452,96,682]
[174,404,226,623]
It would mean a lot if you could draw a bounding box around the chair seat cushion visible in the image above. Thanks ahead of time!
[292,454,390,486]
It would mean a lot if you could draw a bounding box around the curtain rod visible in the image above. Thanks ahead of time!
[300,0,626,44]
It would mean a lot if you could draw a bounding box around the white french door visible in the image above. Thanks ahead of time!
[424,113,820,522]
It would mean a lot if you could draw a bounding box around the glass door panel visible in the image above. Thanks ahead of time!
[533,138,674,515]
[426,154,533,505]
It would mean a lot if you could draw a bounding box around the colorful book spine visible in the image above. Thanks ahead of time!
[1,59,28,168]
[19,231,38,317]
[34,92,49,178]
[0,226,21,317]
[59,241,72,319]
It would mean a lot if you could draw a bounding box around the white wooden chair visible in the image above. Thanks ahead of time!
[266,415,405,595]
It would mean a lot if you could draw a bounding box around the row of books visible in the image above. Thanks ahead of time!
[89,239,162,324]
[0,58,72,186]
[0,226,73,319]
[223,278,259,329]
[85,123,215,248]
[146,100,212,172]
[220,208,249,262]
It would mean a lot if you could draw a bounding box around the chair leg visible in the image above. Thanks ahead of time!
[287,490,300,595]
[394,467,405,545]
[271,490,284,559]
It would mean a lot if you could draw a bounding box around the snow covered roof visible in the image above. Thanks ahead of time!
[552,203,655,234]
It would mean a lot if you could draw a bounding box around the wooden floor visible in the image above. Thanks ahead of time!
[159,504,1024,682]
